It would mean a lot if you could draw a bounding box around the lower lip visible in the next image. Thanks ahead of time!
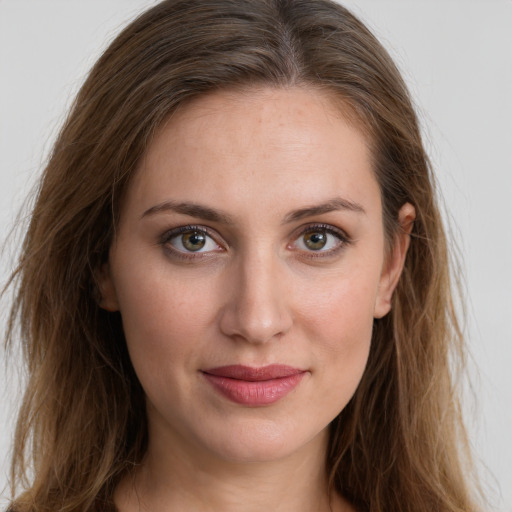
[202,372,306,406]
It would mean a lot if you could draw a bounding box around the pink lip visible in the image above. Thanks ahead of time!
[202,365,307,406]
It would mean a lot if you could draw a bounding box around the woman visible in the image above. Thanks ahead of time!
[4,0,481,511]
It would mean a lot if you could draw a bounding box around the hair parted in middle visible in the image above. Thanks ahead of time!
[7,1,477,512]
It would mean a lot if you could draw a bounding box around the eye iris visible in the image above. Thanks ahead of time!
[304,231,327,250]
[182,231,206,251]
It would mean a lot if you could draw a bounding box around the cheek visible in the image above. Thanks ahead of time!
[298,265,379,347]
[112,260,219,373]
[112,265,226,424]
[294,264,380,403]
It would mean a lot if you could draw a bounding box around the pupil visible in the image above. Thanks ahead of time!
[305,232,326,250]
[183,231,206,251]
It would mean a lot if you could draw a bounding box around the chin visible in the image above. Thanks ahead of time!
[194,417,327,465]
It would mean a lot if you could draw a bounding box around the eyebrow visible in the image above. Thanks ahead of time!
[282,197,366,223]
[141,200,234,224]
[140,197,365,224]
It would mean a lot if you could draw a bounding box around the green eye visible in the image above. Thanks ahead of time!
[168,229,219,253]
[303,231,327,250]
[182,231,206,251]
[292,225,347,254]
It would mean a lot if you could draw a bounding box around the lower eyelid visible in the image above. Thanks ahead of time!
[160,226,226,259]
[170,233,218,252]
[160,224,350,259]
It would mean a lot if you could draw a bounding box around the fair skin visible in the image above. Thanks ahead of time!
[99,87,415,512]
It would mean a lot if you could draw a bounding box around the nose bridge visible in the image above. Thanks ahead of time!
[219,243,292,344]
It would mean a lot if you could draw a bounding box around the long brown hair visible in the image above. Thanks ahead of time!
[4,1,480,510]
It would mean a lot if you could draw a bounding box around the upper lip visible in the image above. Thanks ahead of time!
[202,364,305,381]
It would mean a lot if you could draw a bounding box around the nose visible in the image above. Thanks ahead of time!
[218,250,293,344]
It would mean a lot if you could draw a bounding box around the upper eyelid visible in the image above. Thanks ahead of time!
[161,225,221,243]
[293,223,350,240]
[160,225,225,258]
[160,222,351,251]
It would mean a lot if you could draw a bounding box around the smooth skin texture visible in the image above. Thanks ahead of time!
[99,87,415,512]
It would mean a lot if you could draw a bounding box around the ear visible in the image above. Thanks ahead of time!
[96,262,120,312]
[374,202,416,319]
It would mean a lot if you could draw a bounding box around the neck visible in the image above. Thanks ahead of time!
[114,425,350,512]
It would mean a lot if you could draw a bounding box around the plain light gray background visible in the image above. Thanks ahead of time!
[1,1,511,510]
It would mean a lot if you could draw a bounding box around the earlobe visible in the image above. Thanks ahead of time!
[374,202,416,319]
[96,262,120,312]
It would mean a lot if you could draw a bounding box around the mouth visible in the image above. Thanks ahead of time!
[201,365,307,406]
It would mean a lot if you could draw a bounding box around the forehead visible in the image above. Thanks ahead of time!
[125,86,381,222]
[151,86,368,162]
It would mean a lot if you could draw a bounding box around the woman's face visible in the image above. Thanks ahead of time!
[100,87,411,464]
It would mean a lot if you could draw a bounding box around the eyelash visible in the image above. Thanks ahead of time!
[160,225,223,261]
[159,223,352,261]
[290,223,351,259]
